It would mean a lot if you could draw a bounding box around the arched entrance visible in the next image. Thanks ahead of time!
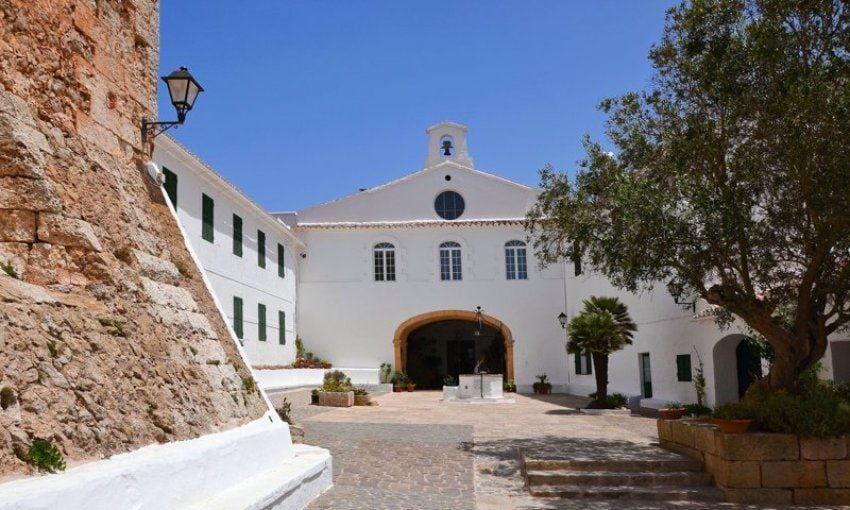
[713,334,764,404]
[393,310,515,388]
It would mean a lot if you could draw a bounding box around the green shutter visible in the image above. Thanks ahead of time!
[585,351,593,375]
[232,214,243,257]
[162,167,178,208]
[202,194,214,242]
[233,297,243,339]
[574,352,581,374]
[278,310,286,345]
[258,303,267,341]
[677,354,692,381]
[277,243,285,278]
[257,230,266,268]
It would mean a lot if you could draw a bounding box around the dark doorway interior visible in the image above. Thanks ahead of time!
[736,339,763,398]
[406,320,505,389]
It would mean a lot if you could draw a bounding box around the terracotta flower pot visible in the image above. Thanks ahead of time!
[713,418,753,434]
[406,383,416,392]
[393,385,403,393]
[659,408,687,420]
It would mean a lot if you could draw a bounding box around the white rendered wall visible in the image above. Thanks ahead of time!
[297,224,570,389]
[153,138,299,366]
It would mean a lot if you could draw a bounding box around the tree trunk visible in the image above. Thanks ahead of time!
[760,331,828,394]
[592,353,609,402]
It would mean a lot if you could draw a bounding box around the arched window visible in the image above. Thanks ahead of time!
[505,240,528,280]
[439,241,462,281]
[374,242,396,281]
[434,191,465,220]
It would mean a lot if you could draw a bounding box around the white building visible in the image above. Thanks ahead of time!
[156,122,849,407]
[153,136,303,366]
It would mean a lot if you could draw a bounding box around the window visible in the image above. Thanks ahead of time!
[434,191,465,220]
[201,194,214,242]
[232,296,243,339]
[373,242,396,281]
[162,167,177,207]
[505,240,528,280]
[439,241,462,281]
[232,214,243,257]
[575,351,592,375]
[278,311,286,345]
[258,303,267,341]
[676,354,693,382]
[277,243,285,278]
[640,353,653,398]
[257,230,266,268]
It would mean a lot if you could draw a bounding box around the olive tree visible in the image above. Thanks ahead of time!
[527,0,850,393]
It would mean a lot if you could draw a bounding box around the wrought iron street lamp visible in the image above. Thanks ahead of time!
[141,66,204,145]
[557,312,568,329]
[474,306,483,336]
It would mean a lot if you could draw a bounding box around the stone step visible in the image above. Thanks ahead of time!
[523,458,705,473]
[526,469,714,487]
[528,485,725,502]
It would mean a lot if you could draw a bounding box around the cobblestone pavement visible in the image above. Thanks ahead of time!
[267,390,838,510]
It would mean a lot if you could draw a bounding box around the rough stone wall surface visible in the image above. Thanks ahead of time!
[0,0,266,479]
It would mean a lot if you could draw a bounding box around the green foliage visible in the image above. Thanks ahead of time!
[1,260,19,279]
[443,374,457,386]
[98,317,128,338]
[692,349,707,407]
[390,371,409,386]
[241,376,257,394]
[526,0,850,391]
[588,392,629,409]
[276,398,292,424]
[27,439,66,473]
[503,379,517,393]
[713,402,756,420]
[683,403,712,417]
[322,370,352,392]
[566,296,636,356]
[353,387,369,396]
[206,359,220,366]
[535,373,549,385]
[295,336,305,360]
[380,362,393,384]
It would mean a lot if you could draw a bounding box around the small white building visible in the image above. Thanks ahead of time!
[153,136,302,366]
[157,122,850,407]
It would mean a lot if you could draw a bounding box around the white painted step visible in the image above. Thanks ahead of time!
[186,444,332,510]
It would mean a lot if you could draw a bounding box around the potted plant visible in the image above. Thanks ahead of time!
[683,403,712,420]
[317,370,354,407]
[503,379,517,393]
[406,379,416,392]
[353,387,371,406]
[391,371,407,392]
[380,362,392,384]
[310,388,319,405]
[443,374,457,387]
[658,402,687,420]
[532,374,552,395]
[712,402,755,433]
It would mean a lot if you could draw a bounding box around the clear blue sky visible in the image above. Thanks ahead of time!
[159,1,676,212]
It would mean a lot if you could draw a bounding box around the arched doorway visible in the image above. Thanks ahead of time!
[393,310,515,388]
[713,334,764,404]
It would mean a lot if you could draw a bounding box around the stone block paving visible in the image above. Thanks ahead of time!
[304,422,474,510]
[277,391,840,510]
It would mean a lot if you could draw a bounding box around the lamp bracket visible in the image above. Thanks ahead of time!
[673,296,697,313]
[141,118,183,145]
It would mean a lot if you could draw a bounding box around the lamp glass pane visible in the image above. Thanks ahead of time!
[185,81,200,108]
[167,78,189,106]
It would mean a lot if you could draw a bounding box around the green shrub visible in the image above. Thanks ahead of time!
[713,402,756,420]
[353,387,369,396]
[744,381,850,438]
[503,379,517,392]
[1,260,19,279]
[295,336,306,360]
[241,376,257,394]
[587,392,629,409]
[390,371,408,386]
[27,439,66,472]
[683,403,712,417]
[322,370,352,392]
[443,374,457,386]
[276,398,292,424]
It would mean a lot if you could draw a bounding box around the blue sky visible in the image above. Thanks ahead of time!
[159,1,677,212]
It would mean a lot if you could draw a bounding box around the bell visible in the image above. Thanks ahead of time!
[441,139,453,156]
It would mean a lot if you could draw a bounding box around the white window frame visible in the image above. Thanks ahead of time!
[505,240,528,280]
[439,241,462,281]
[373,242,396,281]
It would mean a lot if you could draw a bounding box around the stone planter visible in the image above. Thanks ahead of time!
[318,390,354,407]
[658,418,850,505]
[354,394,371,406]
[442,386,458,400]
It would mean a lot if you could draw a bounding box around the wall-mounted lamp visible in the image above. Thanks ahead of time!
[557,312,568,329]
[142,66,204,145]
[474,306,483,336]
[674,296,697,314]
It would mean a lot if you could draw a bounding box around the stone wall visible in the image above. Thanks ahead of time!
[0,0,266,478]
[658,419,850,505]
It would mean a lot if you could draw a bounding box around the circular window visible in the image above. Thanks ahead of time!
[434,191,465,220]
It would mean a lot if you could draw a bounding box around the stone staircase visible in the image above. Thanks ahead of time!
[522,446,724,503]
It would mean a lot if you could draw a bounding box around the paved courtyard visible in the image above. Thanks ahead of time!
[270,390,838,510]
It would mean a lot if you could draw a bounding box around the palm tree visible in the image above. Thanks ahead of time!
[567,296,637,406]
